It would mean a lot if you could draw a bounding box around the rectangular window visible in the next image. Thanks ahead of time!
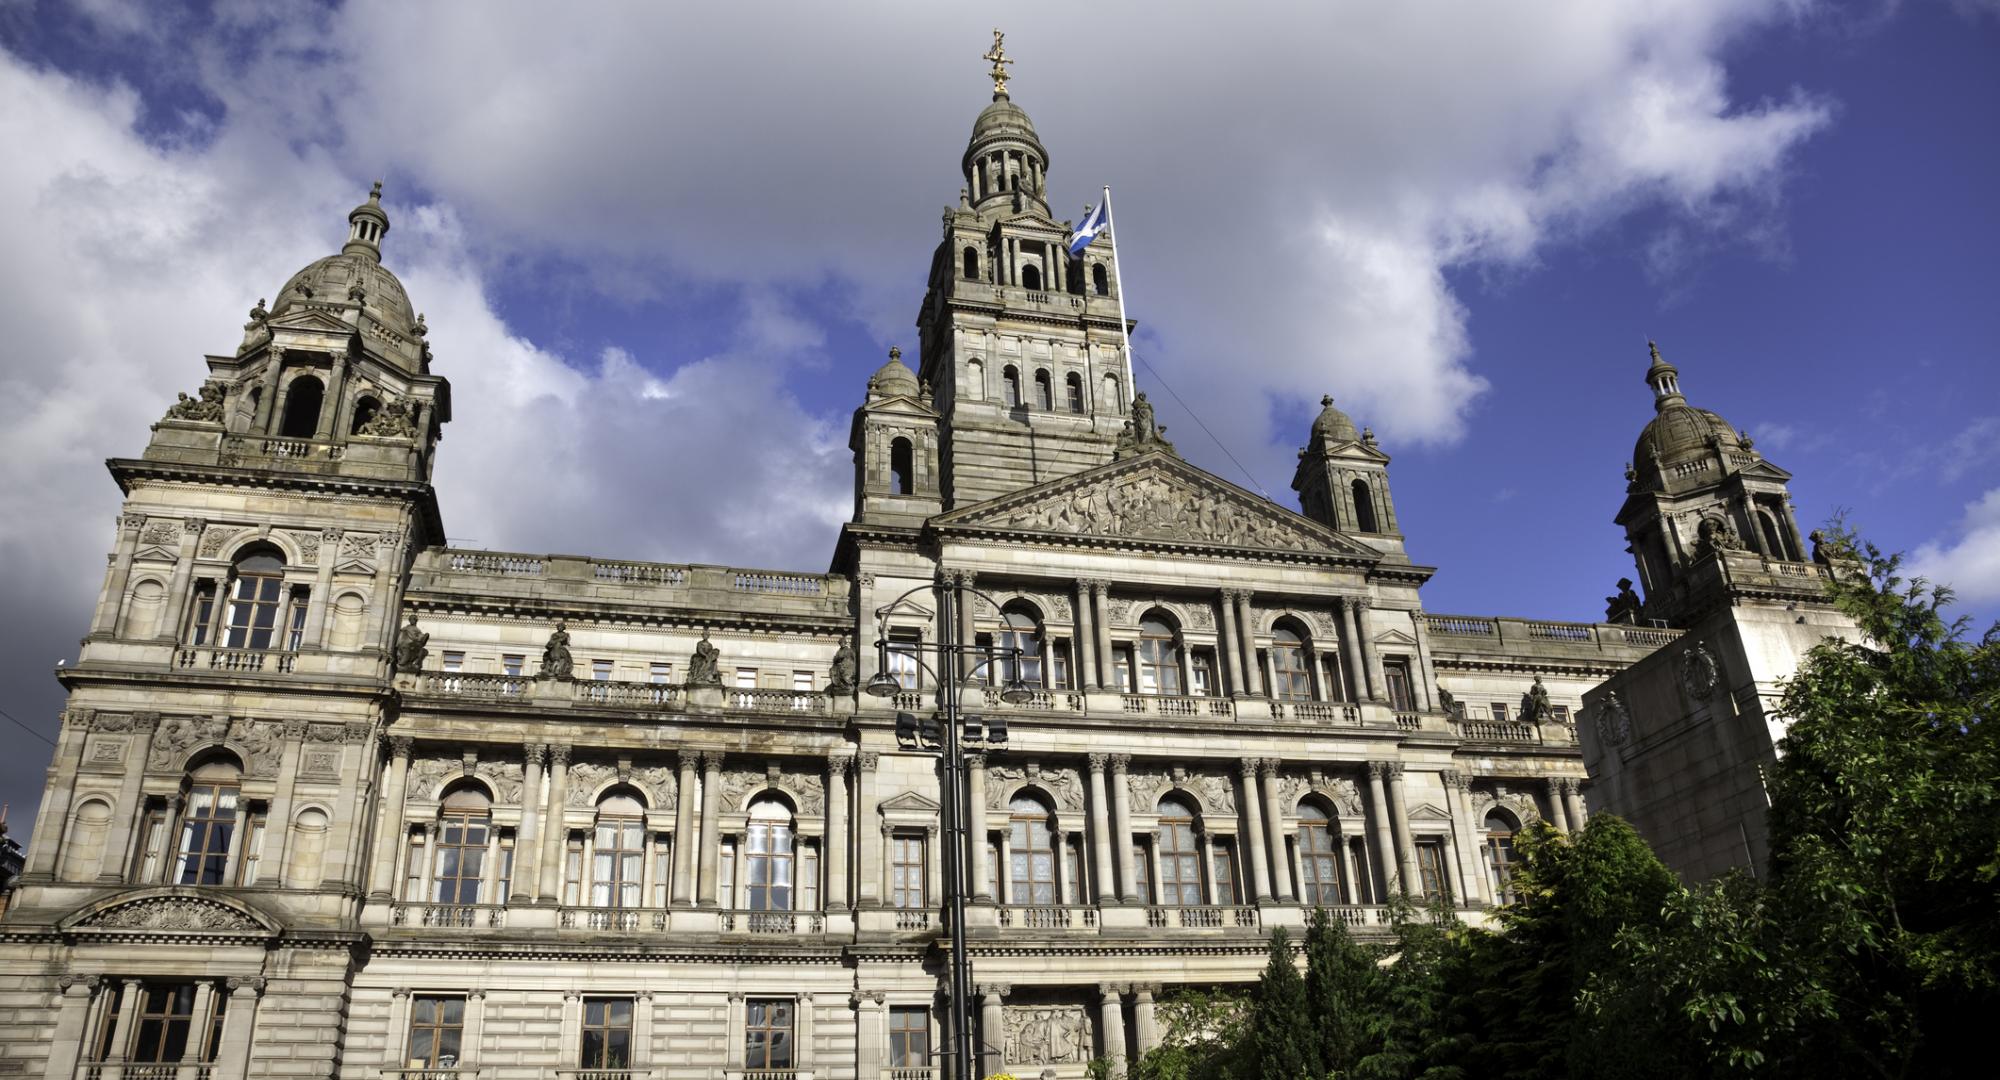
[502,654,525,695]
[650,662,671,684]
[986,841,1000,900]
[406,995,465,1069]
[1049,641,1070,690]
[1132,842,1152,904]
[1550,705,1571,725]
[222,569,285,650]
[435,812,490,904]
[793,670,814,710]
[1490,702,1509,724]
[186,581,217,645]
[592,659,613,681]
[133,802,169,884]
[1323,655,1348,703]
[1064,838,1084,905]
[890,832,926,909]
[888,631,922,690]
[563,834,584,906]
[799,840,819,911]
[718,840,736,907]
[1190,651,1215,697]
[580,998,634,1070]
[734,667,758,707]
[1416,840,1449,900]
[235,807,267,886]
[284,590,309,651]
[744,998,794,1069]
[175,781,239,886]
[130,984,196,1064]
[1211,839,1238,905]
[442,651,465,693]
[403,830,426,902]
[495,834,514,900]
[889,1005,931,1069]
[1114,645,1135,693]
[653,837,673,908]
[1384,659,1415,712]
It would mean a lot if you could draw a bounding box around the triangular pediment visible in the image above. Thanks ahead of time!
[1374,628,1418,646]
[933,451,1376,559]
[1410,802,1452,822]
[266,307,356,334]
[878,791,942,814]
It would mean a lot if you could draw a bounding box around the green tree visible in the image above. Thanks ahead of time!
[1245,927,1322,1080]
[1302,906,1384,1075]
[1127,987,1250,1080]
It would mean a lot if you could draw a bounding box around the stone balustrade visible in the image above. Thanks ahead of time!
[390,903,508,929]
[174,647,296,674]
[559,907,672,932]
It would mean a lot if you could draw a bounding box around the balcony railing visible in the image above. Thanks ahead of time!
[1457,719,1537,743]
[886,1069,939,1080]
[1120,694,1232,717]
[576,679,682,708]
[1426,615,1497,637]
[559,906,672,932]
[733,571,824,596]
[78,1065,207,1080]
[1003,689,1085,712]
[1273,700,1358,724]
[448,551,545,576]
[591,560,685,586]
[893,908,937,931]
[419,672,529,698]
[1325,905,1390,928]
[995,905,1098,930]
[391,903,507,929]
[175,647,295,674]
[719,910,824,934]
[557,1070,655,1080]
[728,688,827,714]
[1393,712,1421,730]
[380,1071,477,1080]
[1145,905,1260,929]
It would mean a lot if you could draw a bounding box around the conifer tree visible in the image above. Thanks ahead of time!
[1303,906,1381,1075]
[1246,927,1321,1080]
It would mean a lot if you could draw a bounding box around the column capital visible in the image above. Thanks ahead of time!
[1133,984,1159,1001]
[548,743,572,767]
[1258,758,1281,779]
[57,974,100,995]
[1238,757,1260,778]
[829,749,856,770]
[1221,587,1253,603]
[391,986,412,999]
[468,989,487,1001]
[388,735,414,760]
[1088,752,1109,771]
[343,721,372,743]
[852,990,886,1008]
[699,750,723,770]
[526,743,547,767]
[727,991,746,1003]
[282,718,310,740]
[977,983,1010,999]
[1108,753,1131,772]
[1441,769,1465,790]
[857,751,880,772]
[1546,776,1565,795]
[1366,760,1391,780]
[1386,761,1404,779]
[1098,982,1128,999]
[1090,579,1111,597]
[1563,777,1583,796]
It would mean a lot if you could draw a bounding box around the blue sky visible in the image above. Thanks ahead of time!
[0,0,1994,832]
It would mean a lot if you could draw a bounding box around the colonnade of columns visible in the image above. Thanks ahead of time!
[43,975,264,1080]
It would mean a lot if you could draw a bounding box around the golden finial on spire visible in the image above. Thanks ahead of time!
[983,28,1014,98]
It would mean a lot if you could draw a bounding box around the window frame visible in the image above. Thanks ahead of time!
[406,994,466,1069]
[580,997,635,1070]
[743,997,795,1070]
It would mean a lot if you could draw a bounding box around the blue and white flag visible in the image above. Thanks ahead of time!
[1069,201,1109,256]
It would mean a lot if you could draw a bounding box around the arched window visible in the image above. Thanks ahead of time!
[1065,372,1085,414]
[435,786,492,904]
[1007,794,1058,905]
[1092,263,1110,296]
[1034,369,1054,410]
[1155,795,1202,906]
[889,437,914,495]
[278,375,323,438]
[1103,373,1123,414]
[997,606,1043,688]
[1485,809,1518,904]
[219,547,305,651]
[962,246,980,280]
[1136,615,1183,696]
[1021,264,1042,291]
[745,796,795,911]
[176,759,242,885]
[1271,624,1313,701]
[1003,366,1022,407]
[1352,479,1379,533]
[349,395,381,435]
[1298,802,1343,906]
[593,791,646,909]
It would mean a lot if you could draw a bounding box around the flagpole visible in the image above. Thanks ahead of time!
[1101,184,1137,412]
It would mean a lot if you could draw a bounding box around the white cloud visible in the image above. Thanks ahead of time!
[1910,488,2000,605]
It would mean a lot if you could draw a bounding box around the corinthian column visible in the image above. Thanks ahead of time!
[368,736,414,898]
[826,752,851,911]
[1110,754,1138,902]
[1087,754,1116,904]
[1239,758,1273,901]
[1092,581,1115,690]
[1234,591,1263,697]
[1259,760,1293,901]
[1364,762,1398,898]
[697,751,723,907]
[537,743,571,902]
[967,753,991,903]
[671,751,697,905]
[1545,777,1572,833]
[514,743,545,906]
[1562,778,1588,829]
[1217,589,1243,696]
[1074,578,1099,689]
[1384,763,1419,896]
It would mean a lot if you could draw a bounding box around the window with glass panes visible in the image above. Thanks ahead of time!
[1007,795,1058,905]
[234,807,267,886]
[406,996,465,1068]
[743,998,794,1069]
[887,631,922,690]
[221,552,287,650]
[1190,651,1215,697]
[744,798,795,910]
[130,984,197,1064]
[1155,796,1203,906]
[1490,702,1509,724]
[1384,659,1415,711]
[1271,626,1313,700]
[1485,811,1518,904]
[1297,803,1342,906]
[580,998,634,1069]
[996,609,1043,688]
[175,771,240,885]
[1135,617,1182,695]
[434,801,490,904]
[1415,839,1449,900]
[890,832,926,908]
[185,581,217,645]
[889,1006,930,1068]
[1210,838,1238,904]
[592,796,645,908]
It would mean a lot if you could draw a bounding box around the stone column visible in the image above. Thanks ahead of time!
[697,751,724,906]
[668,751,697,905]
[537,744,573,902]
[956,570,980,682]
[105,978,142,1074]
[329,723,374,888]
[1234,591,1264,697]
[1133,985,1161,1056]
[632,991,653,1068]
[513,744,545,905]
[1339,598,1370,702]
[24,710,95,880]
[1109,754,1138,902]
[1385,764,1419,896]
[176,981,217,1080]
[1087,754,1117,905]
[827,752,852,911]
[1092,581,1115,690]
[854,992,886,1080]
[1440,771,1487,907]
[1074,578,1099,689]
[1259,760,1293,901]
[978,984,1008,1079]
[90,514,144,636]
[1338,837,1362,905]
[1239,759,1273,901]
[368,736,414,898]
[996,825,1013,901]
[1098,984,1128,1075]
[96,713,160,884]
[1562,778,1588,829]
[42,976,98,1080]
[1364,762,1399,898]
[1357,599,1388,705]
[1545,778,1572,833]
[262,720,308,875]
[1216,589,1243,696]
[967,753,992,902]
[213,978,262,1080]
[855,752,882,906]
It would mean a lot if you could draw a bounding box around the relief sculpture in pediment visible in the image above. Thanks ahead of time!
[1000,473,1319,552]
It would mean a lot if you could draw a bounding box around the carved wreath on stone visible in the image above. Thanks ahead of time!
[1595,691,1633,747]
[1678,642,1719,701]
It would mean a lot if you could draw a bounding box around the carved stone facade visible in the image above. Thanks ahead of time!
[0,57,1851,1080]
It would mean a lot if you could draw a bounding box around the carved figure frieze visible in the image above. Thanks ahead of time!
[1127,767,1236,816]
[996,470,1325,552]
[1476,784,1544,825]
[717,766,825,816]
[357,396,419,438]
[1003,1004,1093,1065]
[81,896,261,932]
[634,765,678,807]
[163,381,227,424]
[988,763,1085,812]
[148,716,230,770]
[565,762,620,806]
[407,757,460,799]
[1678,642,1720,701]
[231,719,283,776]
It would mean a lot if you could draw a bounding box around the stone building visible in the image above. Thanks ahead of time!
[0,53,1850,1080]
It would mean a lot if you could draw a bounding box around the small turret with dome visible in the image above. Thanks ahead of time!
[1293,393,1404,555]
[1629,341,1754,494]
[850,346,942,525]
[264,182,426,370]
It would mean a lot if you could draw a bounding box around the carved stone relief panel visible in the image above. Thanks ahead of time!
[1126,767,1236,816]
[634,764,678,808]
[196,526,242,559]
[1003,1004,1093,1066]
[300,749,341,778]
[988,764,1085,812]
[476,761,526,805]
[407,757,459,800]
[148,716,230,771]
[231,719,283,777]
[997,470,1326,552]
[79,896,262,932]
[566,762,620,806]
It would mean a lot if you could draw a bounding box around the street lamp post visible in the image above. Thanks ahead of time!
[865,579,1032,1080]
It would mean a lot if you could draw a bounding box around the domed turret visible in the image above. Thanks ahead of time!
[1309,395,1360,446]
[962,31,1050,216]
[1630,342,1750,491]
[267,182,422,348]
[868,346,921,400]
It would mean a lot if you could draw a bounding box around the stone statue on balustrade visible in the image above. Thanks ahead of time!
[1439,687,1464,720]
[539,622,574,681]
[1604,578,1642,624]
[164,381,228,423]
[827,635,856,695]
[393,614,429,673]
[687,631,722,686]
[1521,675,1553,724]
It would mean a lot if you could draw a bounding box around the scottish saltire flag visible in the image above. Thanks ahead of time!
[1069,201,1109,256]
